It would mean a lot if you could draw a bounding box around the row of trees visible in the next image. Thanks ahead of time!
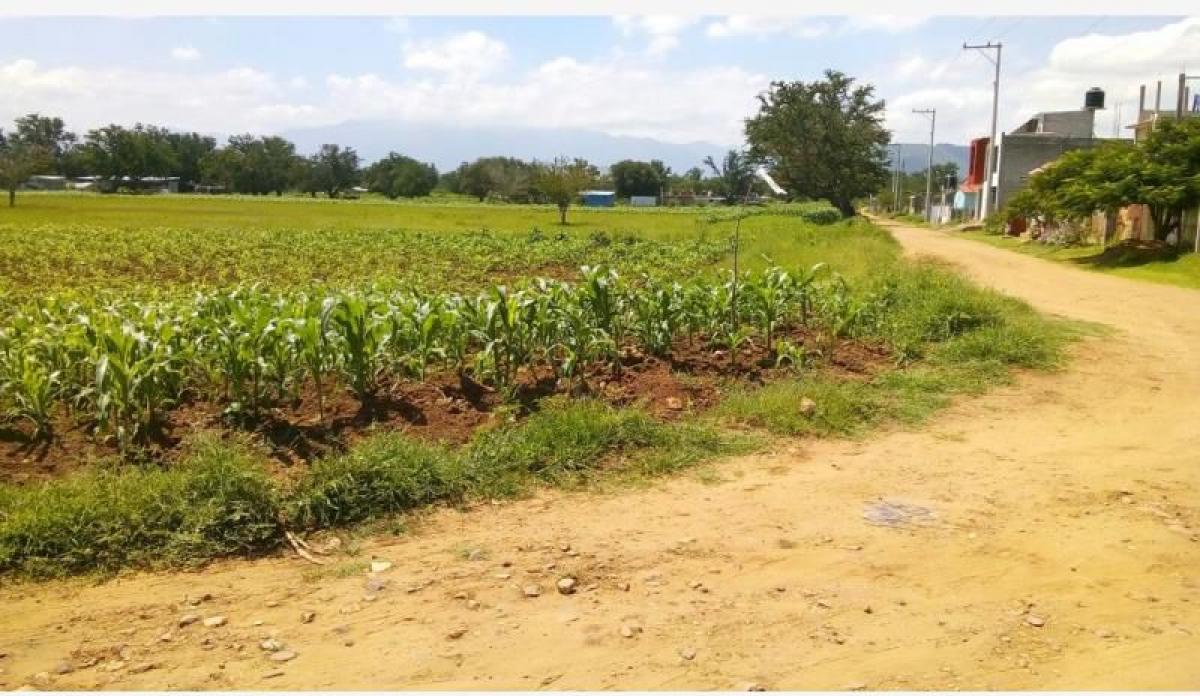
[5,69,895,213]
[1004,118,1200,244]
[1,114,752,207]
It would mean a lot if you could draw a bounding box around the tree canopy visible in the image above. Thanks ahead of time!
[80,124,178,183]
[1003,118,1200,244]
[533,157,596,224]
[365,152,439,199]
[304,144,360,199]
[745,70,890,216]
[0,126,53,207]
[610,159,668,199]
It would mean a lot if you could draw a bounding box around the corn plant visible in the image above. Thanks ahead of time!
[294,297,337,422]
[84,314,187,452]
[332,294,388,403]
[3,353,59,439]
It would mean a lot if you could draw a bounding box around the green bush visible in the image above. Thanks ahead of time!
[700,201,843,225]
[465,399,692,493]
[0,438,281,577]
[716,377,881,437]
[287,434,459,529]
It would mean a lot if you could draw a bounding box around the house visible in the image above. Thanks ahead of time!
[993,105,1105,212]
[580,190,616,207]
[83,176,181,194]
[955,137,989,216]
[23,175,67,191]
[966,91,1108,217]
[629,195,657,207]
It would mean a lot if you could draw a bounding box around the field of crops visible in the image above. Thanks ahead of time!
[0,194,1067,576]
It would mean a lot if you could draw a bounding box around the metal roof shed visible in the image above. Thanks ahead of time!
[580,190,616,207]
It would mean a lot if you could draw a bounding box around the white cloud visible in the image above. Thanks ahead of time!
[882,17,1200,144]
[402,31,508,80]
[613,15,697,56]
[0,59,294,134]
[384,17,411,35]
[170,45,200,62]
[705,15,922,39]
[705,16,830,39]
[0,53,765,146]
[844,16,928,34]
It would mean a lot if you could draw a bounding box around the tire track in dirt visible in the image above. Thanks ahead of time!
[1,220,1197,690]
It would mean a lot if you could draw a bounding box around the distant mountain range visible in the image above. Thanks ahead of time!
[283,121,732,174]
[889,143,970,174]
[281,121,971,177]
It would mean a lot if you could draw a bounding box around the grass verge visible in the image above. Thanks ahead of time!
[0,401,744,578]
[716,261,1079,437]
[958,231,1200,291]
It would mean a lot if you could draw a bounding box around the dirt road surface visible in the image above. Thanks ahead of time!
[2,221,1198,690]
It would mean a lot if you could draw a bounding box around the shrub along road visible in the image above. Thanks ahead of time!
[1,219,1198,690]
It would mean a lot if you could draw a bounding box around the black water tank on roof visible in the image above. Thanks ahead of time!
[1085,87,1105,110]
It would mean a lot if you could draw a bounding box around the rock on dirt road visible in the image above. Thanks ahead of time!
[0,220,1197,690]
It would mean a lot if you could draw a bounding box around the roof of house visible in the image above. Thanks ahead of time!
[580,190,616,196]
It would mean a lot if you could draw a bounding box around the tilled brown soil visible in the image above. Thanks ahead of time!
[0,220,1197,690]
[0,328,888,483]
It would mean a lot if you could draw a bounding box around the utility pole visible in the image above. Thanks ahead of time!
[913,108,936,224]
[890,144,902,212]
[964,41,1002,221]
[941,172,954,223]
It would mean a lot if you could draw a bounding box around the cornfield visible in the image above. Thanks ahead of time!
[0,264,888,451]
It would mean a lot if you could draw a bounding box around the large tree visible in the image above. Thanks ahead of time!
[80,124,177,185]
[164,131,216,189]
[745,70,890,216]
[306,144,360,198]
[12,113,76,174]
[0,129,52,207]
[365,152,438,199]
[533,157,595,225]
[610,159,665,199]
[1136,117,1200,242]
[202,134,298,195]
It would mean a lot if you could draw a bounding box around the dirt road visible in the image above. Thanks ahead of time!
[2,221,1198,690]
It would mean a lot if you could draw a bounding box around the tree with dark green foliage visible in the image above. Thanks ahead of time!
[306,144,360,199]
[610,159,665,199]
[80,124,178,185]
[164,131,216,190]
[455,156,535,201]
[0,128,52,207]
[365,153,439,199]
[703,150,756,203]
[1001,118,1200,246]
[12,113,76,175]
[745,70,890,216]
[1136,117,1200,242]
[202,135,298,195]
[438,167,462,194]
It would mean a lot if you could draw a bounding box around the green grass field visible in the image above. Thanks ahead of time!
[0,193,1071,578]
[0,193,891,294]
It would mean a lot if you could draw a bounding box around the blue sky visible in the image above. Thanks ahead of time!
[1,15,1195,146]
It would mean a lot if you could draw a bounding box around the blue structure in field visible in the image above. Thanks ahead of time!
[580,190,616,207]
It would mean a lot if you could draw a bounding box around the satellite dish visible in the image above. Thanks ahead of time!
[754,166,787,196]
